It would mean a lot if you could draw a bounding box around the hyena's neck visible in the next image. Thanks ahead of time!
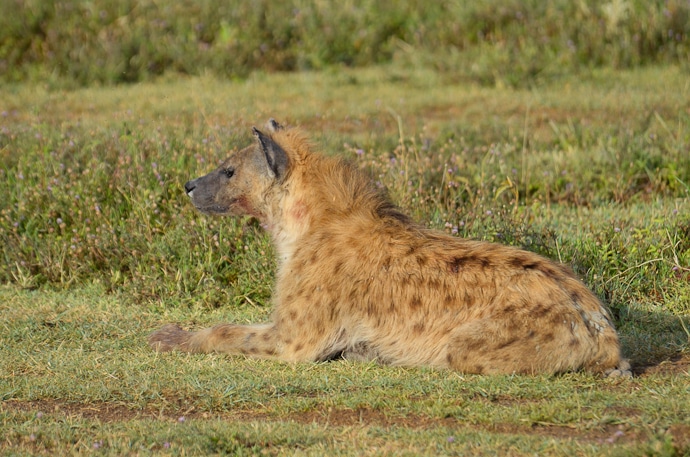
[266,154,394,266]
[267,190,313,266]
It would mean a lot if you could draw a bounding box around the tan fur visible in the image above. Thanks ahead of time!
[149,120,630,376]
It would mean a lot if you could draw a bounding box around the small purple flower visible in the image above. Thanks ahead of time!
[355,149,364,156]
[178,416,186,423]
[36,411,43,419]
[451,226,458,235]
[614,227,621,233]
[56,218,63,225]
[29,434,36,441]
[93,440,103,449]
[447,436,455,443]
[486,210,493,216]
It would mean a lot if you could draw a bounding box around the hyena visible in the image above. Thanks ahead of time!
[149,119,630,376]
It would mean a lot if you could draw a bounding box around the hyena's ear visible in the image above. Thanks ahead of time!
[253,127,289,179]
[267,118,284,132]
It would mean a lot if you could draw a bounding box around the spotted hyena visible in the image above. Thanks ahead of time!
[149,119,630,376]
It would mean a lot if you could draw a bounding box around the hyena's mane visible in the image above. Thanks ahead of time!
[274,128,412,227]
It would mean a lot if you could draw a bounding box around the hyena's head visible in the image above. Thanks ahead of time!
[184,119,289,221]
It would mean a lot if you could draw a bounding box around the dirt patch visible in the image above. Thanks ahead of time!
[667,424,690,451]
[633,353,690,377]
[2,399,649,447]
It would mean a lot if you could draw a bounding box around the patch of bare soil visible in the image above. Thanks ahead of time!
[633,353,690,377]
[0,398,665,449]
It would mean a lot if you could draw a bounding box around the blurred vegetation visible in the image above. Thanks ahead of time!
[1,0,689,87]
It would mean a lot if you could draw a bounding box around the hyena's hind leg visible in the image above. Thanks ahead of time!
[149,323,279,358]
[444,317,606,375]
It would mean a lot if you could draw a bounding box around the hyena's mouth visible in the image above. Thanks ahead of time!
[192,198,239,216]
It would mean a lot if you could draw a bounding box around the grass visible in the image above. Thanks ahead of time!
[1,64,689,455]
[2,0,689,87]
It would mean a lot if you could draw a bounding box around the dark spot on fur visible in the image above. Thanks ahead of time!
[333,261,343,275]
[509,256,527,269]
[444,294,454,305]
[448,257,464,273]
[381,256,392,271]
[532,304,552,319]
[377,201,412,224]
[410,295,422,309]
[570,290,582,304]
[496,337,518,350]
[464,338,484,351]
[412,322,425,334]
[294,343,304,353]
[549,312,567,325]
[511,256,562,280]
[262,333,271,342]
[542,332,555,342]
[416,255,428,267]
[348,288,359,302]
[569,338,580,347]
[540,265,561,280]
[288,310,298,322]
[446,353,454,365]
[473,365,485,374]
[407,244,418,255]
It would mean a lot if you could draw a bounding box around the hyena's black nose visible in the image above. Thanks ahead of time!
[184,181,196,196]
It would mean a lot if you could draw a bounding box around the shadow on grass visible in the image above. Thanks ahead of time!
[611,304,689,375]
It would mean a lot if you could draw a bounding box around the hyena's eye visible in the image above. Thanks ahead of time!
[223,168,235,178]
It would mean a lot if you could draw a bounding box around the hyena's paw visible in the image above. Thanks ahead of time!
[605,359,633,379]
[148,324,192,352]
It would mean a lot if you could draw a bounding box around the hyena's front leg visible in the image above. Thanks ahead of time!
[148,323,279,357]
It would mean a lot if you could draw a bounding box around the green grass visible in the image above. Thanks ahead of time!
[1,65,689,455]
[2,0,689,87]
